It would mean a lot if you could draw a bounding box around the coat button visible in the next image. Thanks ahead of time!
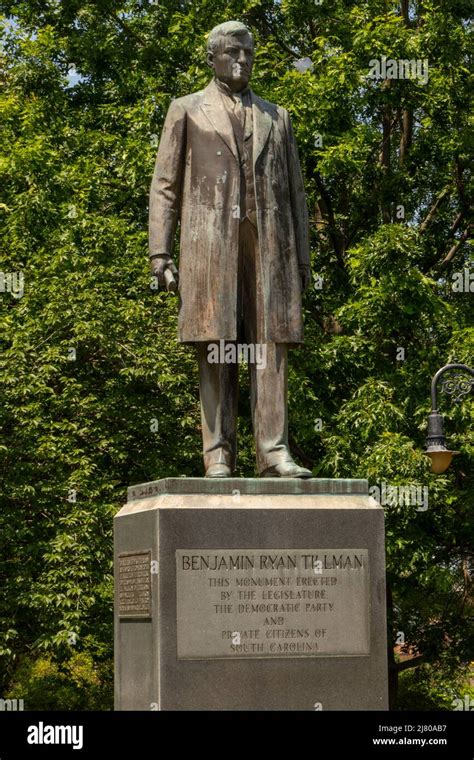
[217,150,222,156]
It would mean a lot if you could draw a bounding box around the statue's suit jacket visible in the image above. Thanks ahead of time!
[149,78,310,343]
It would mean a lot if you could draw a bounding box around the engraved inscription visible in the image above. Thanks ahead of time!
[118,551,152,618]
[176,549,369,659]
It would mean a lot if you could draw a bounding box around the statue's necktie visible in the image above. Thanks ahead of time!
[232,95,246,132]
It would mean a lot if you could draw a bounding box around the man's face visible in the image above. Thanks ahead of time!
[208,33,254,92]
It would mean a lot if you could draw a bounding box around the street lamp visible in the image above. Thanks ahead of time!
[424,363,474,474]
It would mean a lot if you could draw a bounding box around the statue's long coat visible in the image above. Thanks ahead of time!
[149,78,310,343]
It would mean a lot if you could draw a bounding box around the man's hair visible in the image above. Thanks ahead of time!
[207,21,254,54]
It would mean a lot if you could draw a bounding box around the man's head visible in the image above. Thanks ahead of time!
[207,21,255,92]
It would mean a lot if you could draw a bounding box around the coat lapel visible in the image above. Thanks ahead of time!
[252,94,273,167]
[200,80,239,162]
[200,80,274,166]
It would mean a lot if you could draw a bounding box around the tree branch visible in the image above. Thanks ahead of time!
[400,0,410,24]
[450,211,464,237]
[104,9,144,46]
[314,173,345,268]
[419,186,451,234]
[308,18,318,41]
[259,17,300,58]
[379,92,392,223]
[379,105,392,172]
[393,654,425,673]
[399,0,413,167]
[399,107,413,165]
[455,157,469,214]
[437,228,471,271]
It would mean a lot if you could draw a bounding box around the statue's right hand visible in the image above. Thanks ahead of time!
[150,256,179,291]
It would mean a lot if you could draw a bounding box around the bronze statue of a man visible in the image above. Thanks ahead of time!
[149,20,312,479]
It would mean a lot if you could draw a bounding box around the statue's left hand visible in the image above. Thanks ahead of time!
[150,254,179,292]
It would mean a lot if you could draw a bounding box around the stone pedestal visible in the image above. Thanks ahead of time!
[114,478,388,710]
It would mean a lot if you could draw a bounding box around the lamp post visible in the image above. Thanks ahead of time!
[424,363,474,474]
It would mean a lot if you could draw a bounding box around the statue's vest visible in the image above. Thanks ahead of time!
[227,105,257,227]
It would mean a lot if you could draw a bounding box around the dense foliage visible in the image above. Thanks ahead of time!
[0,0,472,709]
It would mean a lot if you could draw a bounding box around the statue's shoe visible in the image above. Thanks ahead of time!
[205,463,232,478]
[260,461,313,479]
